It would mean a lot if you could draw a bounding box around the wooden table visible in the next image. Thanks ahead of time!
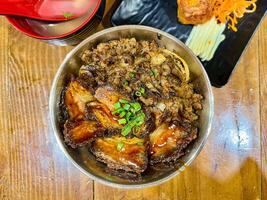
[0,1,266,199]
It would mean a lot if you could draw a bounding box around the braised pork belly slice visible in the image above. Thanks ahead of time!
[91,136,147,174]
[130,110,156,138]
[64,120,103,148]
[86,101,123,130]
[65,80,95,120]
[149,122,197,164]
[177,0,213,25]
[94,86,129,112]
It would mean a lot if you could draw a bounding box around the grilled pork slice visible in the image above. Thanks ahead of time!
[177,0,213,25]
[94,86,129,111]
[149,122,197,164]
[91,136,148,173]
[64,120,103,148]
[86,102,122,129]
[131,110,156,138]
[65,81,95,120]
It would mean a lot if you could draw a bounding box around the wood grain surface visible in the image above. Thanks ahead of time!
[0,1,266,199]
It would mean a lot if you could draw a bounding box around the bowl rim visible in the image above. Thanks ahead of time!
[49,25,214,189]
[6,0,102,40]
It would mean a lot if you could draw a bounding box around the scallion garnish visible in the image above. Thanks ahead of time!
[131,102,141,111]
[126,112,132,121]
[118,118,127,125]
[119,99,129,104]
[123,104,131,110]
[150,69,158,77]
[129,72,136,78]
[63,12,74,18]
[122,124,133,136]
[117,142,125,151]
[139,87,145,94]
[119,111,126,118]
[114,102,121,109]
[135,91,142,97]
[134,87,145,97]
[112,99,146,136]
[112,107,124,115]
[123,80,129,86]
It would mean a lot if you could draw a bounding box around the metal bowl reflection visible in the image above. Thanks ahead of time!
[49,25,214,188]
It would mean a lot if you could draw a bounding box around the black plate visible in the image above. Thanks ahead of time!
[111,0,266,87]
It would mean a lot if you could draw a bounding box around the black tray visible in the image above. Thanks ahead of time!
[111,0,267,87]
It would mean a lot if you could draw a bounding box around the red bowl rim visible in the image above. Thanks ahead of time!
[6,0,102,40]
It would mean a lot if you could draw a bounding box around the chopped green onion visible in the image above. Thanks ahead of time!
[121,124,133,136]
[112,110,117,115]
[123,104,131,110]
[112,99,146,137]
[153,69,158,77]
[139,87,145,94]
[130,108,136,114]
[123,80,129,86]
[150,69,158,77]
[112,107,124,115]
[129,72,136,78]
[63,12,74,18]
[135,91,142,97]
[135,113,145,125]
[119,99,129,104]
[136,120,144,126]
[117,142,125,151]
[131,102,141,111]
[118,118,127,125]
[126,112,132,122]
[119,111,126,118]
[114,102,121,109]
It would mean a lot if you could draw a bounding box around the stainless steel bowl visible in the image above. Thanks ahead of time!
[49,25,214,188]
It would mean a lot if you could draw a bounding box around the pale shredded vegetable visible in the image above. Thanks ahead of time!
[186,17,226,61]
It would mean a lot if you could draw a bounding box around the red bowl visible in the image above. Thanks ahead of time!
[6,0,104,45]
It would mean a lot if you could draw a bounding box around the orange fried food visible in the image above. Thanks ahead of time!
[91,136,147,173]
[177,0,214,25]
[64,120,103,148]
[65,81,95,120]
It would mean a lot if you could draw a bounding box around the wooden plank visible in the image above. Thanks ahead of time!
[94,17,263,200]
[0,5,265,200]
[259,17,267,200]
[0,16,11,200]
[0,17,94,200]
